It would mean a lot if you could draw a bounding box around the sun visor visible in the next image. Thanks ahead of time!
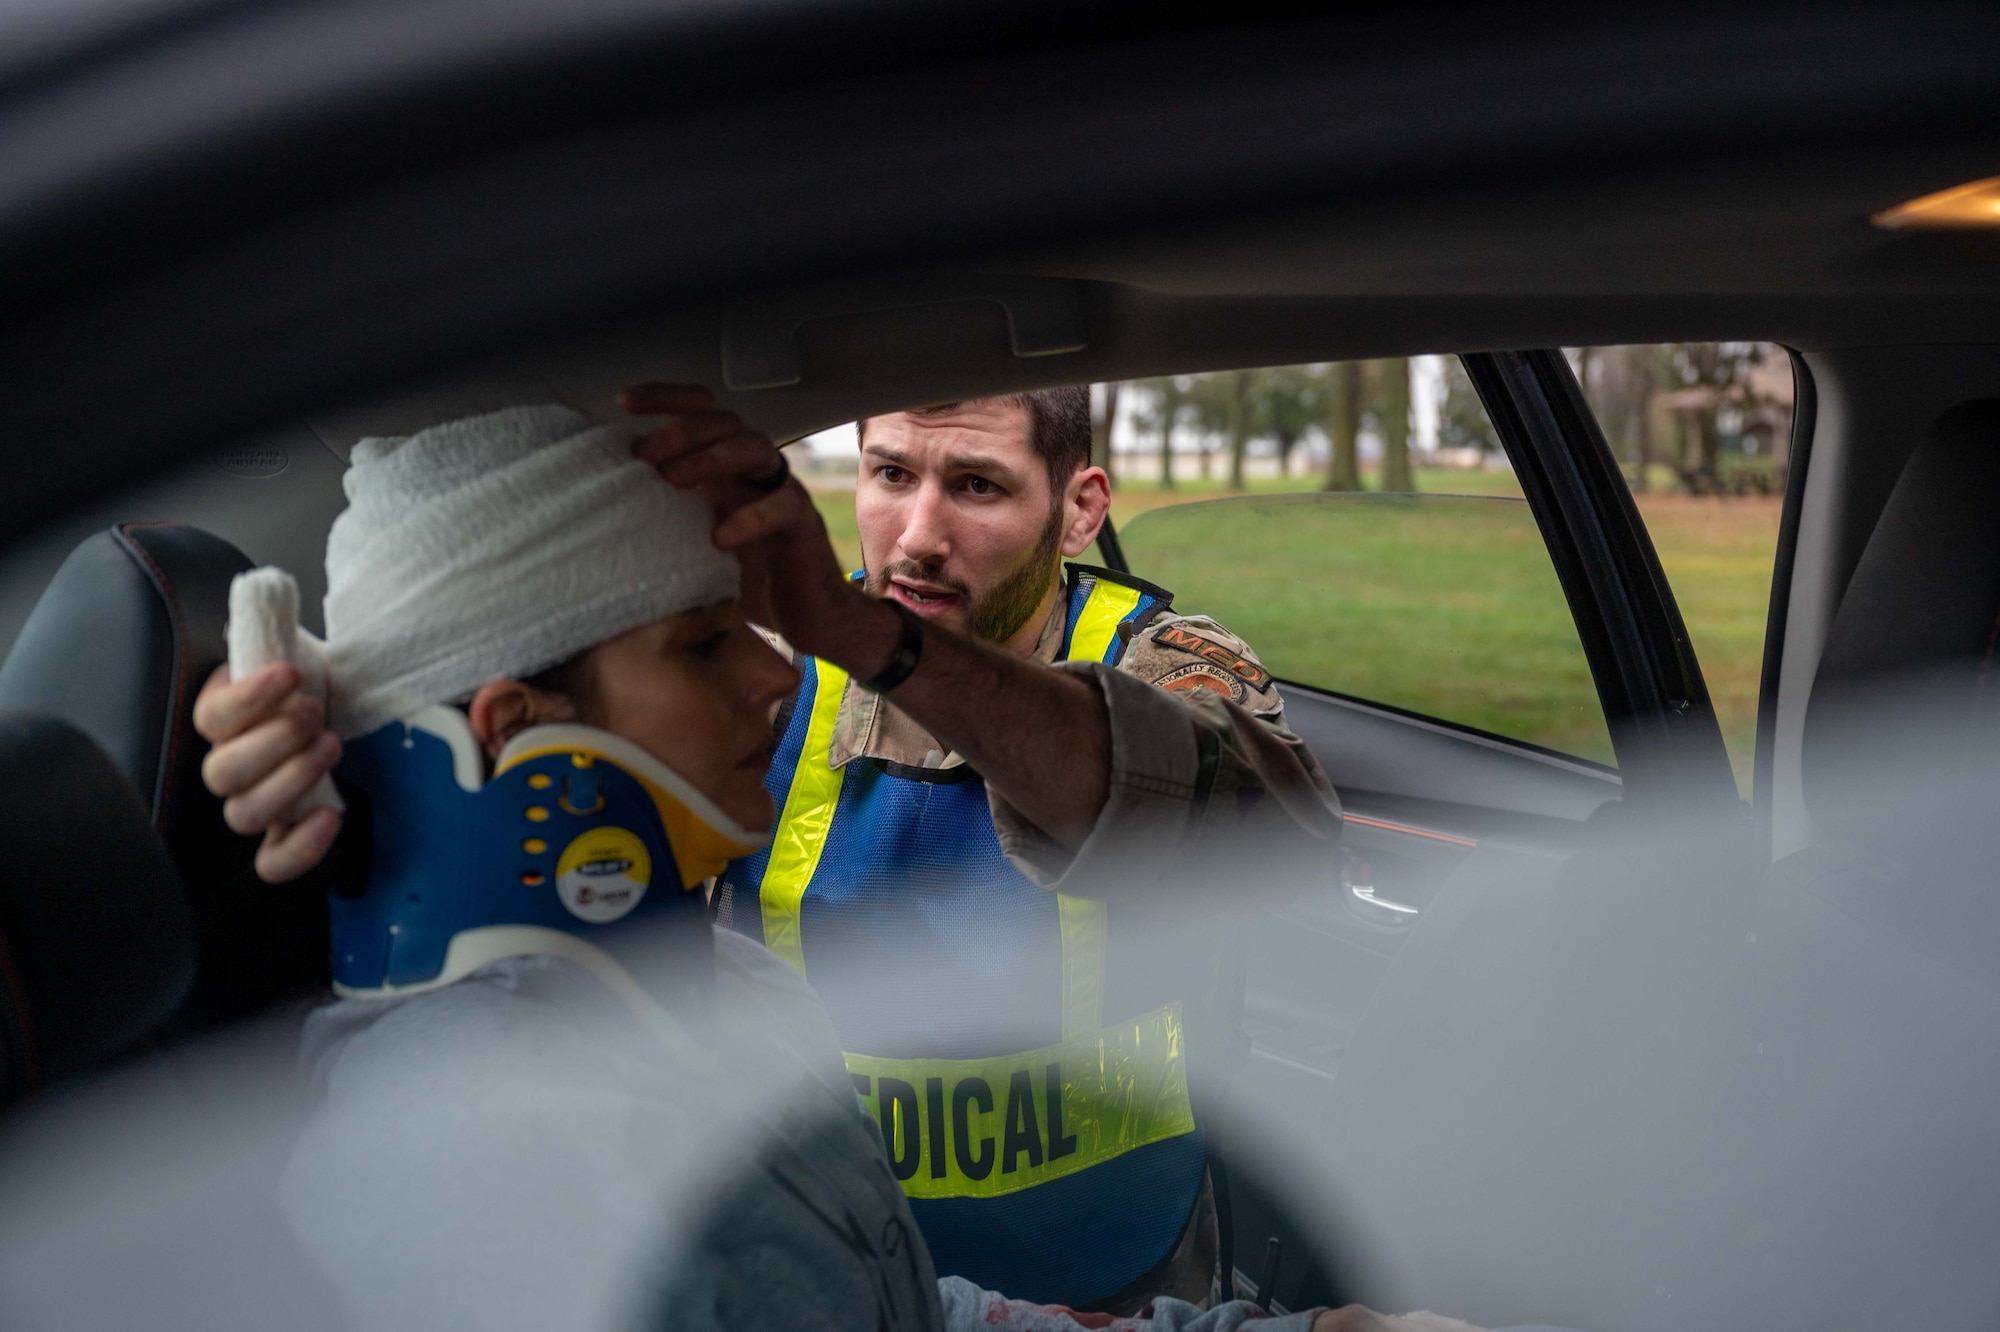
[306,371,580,463]
[301,273,1093,460]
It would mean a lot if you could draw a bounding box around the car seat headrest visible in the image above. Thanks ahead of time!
[0,524,326,1027]
[0,524,247,836]
[1803,400,2000,856]
[0,714,193,1104]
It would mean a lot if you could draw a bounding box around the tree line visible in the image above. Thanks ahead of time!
[1571,343,1789,494]
[1091,345,1790,495]
[1099,361,1423,493]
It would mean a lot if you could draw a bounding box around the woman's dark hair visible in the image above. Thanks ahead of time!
[521,646,601,723]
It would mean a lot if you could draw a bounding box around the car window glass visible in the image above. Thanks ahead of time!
[797,350,1781,775]
[1117,491,1612,762]
[1101,358,1612,765]
[1566,343,1792,794]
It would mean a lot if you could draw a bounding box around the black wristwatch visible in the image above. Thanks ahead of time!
[860,601,925,694]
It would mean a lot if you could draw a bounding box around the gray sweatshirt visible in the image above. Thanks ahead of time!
[282,928,1318,1332]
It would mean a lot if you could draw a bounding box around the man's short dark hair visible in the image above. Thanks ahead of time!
[860,386,1093,494]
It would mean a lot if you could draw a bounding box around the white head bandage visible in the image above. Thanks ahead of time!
[322,403,738,739]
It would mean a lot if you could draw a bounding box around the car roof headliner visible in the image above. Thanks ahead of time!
[1,1,1997,534]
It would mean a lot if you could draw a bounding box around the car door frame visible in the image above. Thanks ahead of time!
[1204,348,1747,1313]
[1462,349,1739,805]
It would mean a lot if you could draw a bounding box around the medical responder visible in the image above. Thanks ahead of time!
[235,401,1396,1332]
[195,381,1344,1314]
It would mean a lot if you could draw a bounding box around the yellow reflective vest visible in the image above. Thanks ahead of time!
[718,566,1208,1309]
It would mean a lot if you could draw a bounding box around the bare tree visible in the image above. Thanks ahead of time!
[1634,370,1656,492]
[1324,360,1363,492]
[1376,358,1414,492]
[1132,377,1180,489]
[1574,344,1671,492]
[1225,370,1253,491]
[1090,381,1121,486]
[1632,342,1764,492]
[1186,373,1235,482]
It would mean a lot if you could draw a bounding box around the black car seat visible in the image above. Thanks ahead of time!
[0,523,327,1030]
[0,713,194,1105]
[0,712,347,1331]
[1742,399,2000,1331]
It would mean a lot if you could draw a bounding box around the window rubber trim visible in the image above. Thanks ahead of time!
[1275,675,1620,782]
[1751,348,1815,858]
[1461,350,1736,802]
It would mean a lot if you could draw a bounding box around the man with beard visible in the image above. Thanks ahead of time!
[653,384,1341,1316]
[195,383,1342,1317]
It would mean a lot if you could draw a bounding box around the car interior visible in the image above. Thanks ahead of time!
[2,5,1999,1330]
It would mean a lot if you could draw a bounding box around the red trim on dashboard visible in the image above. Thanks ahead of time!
[1342,813,1478,848]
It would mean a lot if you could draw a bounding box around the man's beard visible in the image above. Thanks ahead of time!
[866,506,1065,645]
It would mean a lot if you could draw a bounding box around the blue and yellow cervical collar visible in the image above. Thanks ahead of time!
[330,707,765,1000]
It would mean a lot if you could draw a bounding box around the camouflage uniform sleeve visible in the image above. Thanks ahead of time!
[988,613,1342,899]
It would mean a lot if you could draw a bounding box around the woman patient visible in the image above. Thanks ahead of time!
[211,403,1442,1332]
[264,402,945,1332]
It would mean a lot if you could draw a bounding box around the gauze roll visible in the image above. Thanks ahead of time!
[322,404,739,739]
[227,567,346,820]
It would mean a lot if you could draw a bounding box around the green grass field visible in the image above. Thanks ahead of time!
[809,468,1780,794]
[1120,493,1619,761]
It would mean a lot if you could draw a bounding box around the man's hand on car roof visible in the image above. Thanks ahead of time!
[194,662,344,882]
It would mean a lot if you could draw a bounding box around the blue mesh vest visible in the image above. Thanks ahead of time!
[718,566,1208,1309]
